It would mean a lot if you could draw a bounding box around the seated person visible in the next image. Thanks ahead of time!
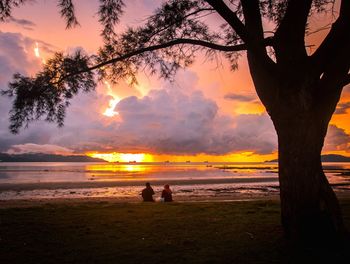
[161,184,173,202]
[141,182,155,202]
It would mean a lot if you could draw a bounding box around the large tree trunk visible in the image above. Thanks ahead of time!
[271,111,347,246]
[245,40,349,245]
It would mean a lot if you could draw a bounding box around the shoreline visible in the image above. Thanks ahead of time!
[1,178,349,207]
[2,192,350,209]
[0,195,280,208]
[0,191,281,208]
[0,177,279,191]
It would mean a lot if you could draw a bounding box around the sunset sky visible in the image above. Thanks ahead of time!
[1,0,350,162]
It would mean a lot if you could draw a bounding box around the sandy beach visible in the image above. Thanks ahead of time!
[1,165,349,263]
[0,193,283,208]
[0,176,349,207]
[1,198,349,264]
[1,189,350,209]
[1,162,349,262]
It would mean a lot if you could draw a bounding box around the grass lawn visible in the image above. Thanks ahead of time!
[1,199,349,263]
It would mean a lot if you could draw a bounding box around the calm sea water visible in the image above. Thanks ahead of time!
[0,162,349,200]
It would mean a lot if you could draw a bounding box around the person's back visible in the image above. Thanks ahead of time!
[142,182,155,202]
[161,184,173,202]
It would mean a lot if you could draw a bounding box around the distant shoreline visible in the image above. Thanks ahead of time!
[0,153,105,163]
[2,153,350,163]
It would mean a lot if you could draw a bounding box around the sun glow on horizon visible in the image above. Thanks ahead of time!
[87,151,277,163]
[88,152,153,163]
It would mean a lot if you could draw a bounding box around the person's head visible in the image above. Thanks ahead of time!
[146,182,151,187]
[164,184,170,190]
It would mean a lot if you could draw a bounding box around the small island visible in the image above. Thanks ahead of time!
[0,153,106,162]
[266,154,350,163]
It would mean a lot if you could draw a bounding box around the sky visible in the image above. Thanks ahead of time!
[0,0,350,162]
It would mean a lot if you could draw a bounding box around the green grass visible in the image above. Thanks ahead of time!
[1,200,349,263]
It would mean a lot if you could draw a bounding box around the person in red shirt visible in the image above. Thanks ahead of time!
[141,182,155,202]
[161,184,173,202]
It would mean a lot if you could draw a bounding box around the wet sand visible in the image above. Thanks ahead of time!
[1,190,350,209]
[1,179,350,207]
[0,177,278,191]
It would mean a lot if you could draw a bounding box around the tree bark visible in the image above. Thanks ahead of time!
[271,112,347,246]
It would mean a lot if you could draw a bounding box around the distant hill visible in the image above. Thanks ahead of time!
[266,154,350,163]
[321,154,350,162]
[0,153,106,162]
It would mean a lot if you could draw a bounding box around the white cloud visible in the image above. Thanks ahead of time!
[110,87,277,155]
[324,125,350,152]
[7,143,73,155]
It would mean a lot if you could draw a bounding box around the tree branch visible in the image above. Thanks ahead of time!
[274,0,312,62]
[311,0,350,76]
[240,0,276,111]
[205,0,248,43]
[241,0,264,41]
[68,37,273,80]
[240,0,269,58]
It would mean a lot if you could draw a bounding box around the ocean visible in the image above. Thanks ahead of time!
[0,162,349,200]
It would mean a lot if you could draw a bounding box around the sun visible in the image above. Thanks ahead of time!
[87,152,153,163]
[119,153,145,162]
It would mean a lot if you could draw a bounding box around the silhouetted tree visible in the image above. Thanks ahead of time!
[1,0,349,244]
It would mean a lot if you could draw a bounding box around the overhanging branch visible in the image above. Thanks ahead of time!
[68,37,274,80]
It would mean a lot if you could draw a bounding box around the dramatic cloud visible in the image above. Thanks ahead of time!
[335,102,350,115]
[0,31,62,152]
[0,31,44,80]
[6,17,36,30]
[324,125,350,152]
[110,88,277,155]
[0,32,38,148]
[0,31,349,158]
[224,93,256,102]
[7,143,73,155]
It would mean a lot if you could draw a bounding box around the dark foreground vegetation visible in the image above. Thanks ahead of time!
[0,200,349,264]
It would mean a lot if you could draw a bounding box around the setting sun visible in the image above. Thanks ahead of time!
[88,152,154,162]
